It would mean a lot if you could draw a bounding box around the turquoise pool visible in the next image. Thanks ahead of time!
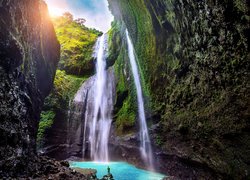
[70,161,166,180]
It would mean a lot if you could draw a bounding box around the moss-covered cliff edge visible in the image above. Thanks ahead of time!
[108,0,250,179]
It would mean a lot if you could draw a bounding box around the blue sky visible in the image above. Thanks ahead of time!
[45,0,113,32]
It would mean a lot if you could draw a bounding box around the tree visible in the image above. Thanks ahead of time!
[63,12,73,22]
[75,18,86,26]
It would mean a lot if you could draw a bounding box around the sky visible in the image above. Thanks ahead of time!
[45,0,114,32]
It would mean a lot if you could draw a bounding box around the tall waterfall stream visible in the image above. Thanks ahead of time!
[68,34,115,162]
[90,34,114,161]
[126,30,154,170]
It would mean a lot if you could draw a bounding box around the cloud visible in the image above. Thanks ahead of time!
[45,0,113,32]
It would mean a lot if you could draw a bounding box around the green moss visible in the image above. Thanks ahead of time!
[54,70,86,100]
[108,2,160,134]
[234,0,248,13]
[107,20,123,67]
[116,96,136,134]
[108,0,250,177]
[107,21,139,135]
[114,48,127,93]
[38,70,85,148]
[125,0,155,99]
[155,135,163,146]
[113,46,137,135]
[37,111,55,146]
[43,70,86,110]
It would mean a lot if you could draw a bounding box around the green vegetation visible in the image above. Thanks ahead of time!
[43,70,86,109]
[155,135,163,146]
[52,12,101,75]
[116,0,154,99]
[116,97,136,134]
[108,20,138,135]
[38,13,100,147]
[107,21,122,67]
[108,0,250,178]
[37,70,85,146]
[37,111,55,147]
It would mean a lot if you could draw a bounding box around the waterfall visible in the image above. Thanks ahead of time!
[67,76,95,158]
[125,29,154,169]
[67,34,115,162]
[89,34,114,162]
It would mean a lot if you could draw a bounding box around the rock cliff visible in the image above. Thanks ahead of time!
[108,0,250,179]
[0,0,66,177]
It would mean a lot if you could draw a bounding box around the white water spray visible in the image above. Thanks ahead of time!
[126,30,154,169]
[67,34,114,161]
[88,34,113,162]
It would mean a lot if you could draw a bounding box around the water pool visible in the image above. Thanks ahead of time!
[70,161,166,180]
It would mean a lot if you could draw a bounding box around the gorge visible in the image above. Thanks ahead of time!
[0,0,249,179]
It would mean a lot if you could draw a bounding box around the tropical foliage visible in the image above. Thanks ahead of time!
[52,12,101,75]
[38,13,100,146]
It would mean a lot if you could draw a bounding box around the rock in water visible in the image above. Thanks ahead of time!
[72,168,97,179]
[101,166,114,180]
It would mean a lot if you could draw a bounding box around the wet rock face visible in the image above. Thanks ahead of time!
[0,0,60,177]
[43,75,96,160]
[109,129,145,169]
[108,0,249,179]
[42,68,116,161]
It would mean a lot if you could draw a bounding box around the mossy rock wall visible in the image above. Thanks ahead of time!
[0,0,60,176]
[108,21,138,135]
[108,0,250,178]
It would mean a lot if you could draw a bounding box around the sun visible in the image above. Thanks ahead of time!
[47,6,65,17]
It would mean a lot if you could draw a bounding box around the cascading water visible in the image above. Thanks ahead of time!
[67,34,115,162]
[125,29,154,169]
[67,75,95,158]
[89,34,114,162]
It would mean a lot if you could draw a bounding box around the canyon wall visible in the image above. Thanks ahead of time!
[108,0,250,179]
[0,0,60,177]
